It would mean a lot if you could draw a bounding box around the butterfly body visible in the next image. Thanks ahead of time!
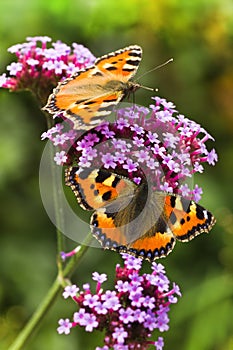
[44,45,142,130]
[65,167,216,261]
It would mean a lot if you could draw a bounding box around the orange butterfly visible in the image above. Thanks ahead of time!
[44,45,149,130]
[65,167,216,261]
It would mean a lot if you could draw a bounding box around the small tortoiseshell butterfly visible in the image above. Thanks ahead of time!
[65,167,216,261]
[44,45,145,130]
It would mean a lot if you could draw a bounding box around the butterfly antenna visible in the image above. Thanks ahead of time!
[139,85,158,92]
[136,58,174,81]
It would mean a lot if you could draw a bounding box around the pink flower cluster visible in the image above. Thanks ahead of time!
[42,97,217,202]
[58,253,181,349]
[0,36,95,104]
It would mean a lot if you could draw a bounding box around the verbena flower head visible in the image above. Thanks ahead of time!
[0,36,95,105]
[57,253,181,349]
[43,97,217,202]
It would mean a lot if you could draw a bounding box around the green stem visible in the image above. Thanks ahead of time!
[8,233,93,350]
[8,112,93,350]
[45,113,65,272]
[8,277,61,350]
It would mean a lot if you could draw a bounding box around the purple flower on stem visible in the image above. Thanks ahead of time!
[92,272,108,293]
[0,36,95,105]
[58,253,181,349]
[45,96,217,203]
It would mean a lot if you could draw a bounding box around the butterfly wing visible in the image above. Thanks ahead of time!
[91,189,216,261]
[44,45,142,129]
[163,195,216,241]
[65,167,136,210]
[94,45,142,79]
[90,186,176,260]
[66,166,216,261]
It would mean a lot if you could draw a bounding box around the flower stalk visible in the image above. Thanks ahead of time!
[8,232,93,350]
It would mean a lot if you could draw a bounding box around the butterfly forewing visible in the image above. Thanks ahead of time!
[65,167,136,211]
[43,45,142,130]
[94,45,142,79]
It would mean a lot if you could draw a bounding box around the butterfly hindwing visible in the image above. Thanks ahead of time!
[44,45,142,130]
[164,195,216,241]
[91,190,176,260]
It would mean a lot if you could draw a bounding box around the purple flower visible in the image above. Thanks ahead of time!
[112,326,128,344]
[0,36,95,105]
[129,291,144,307]
[121,253,142,270]
[135,149,150,163]
[74,309,99,331]
[193,184,203,202]
[73,308,88,326]
[102,291,121,311]
[133,136,145,147]
[115,280,130,292]
[130,124,145,134]
[116,117,130,130]
[114,152,126,164]
[151,263,166,274]
[123,159,138,172]
[0,73,7,86]
[205,148,218,165]
[92,272,107,284]
[83,314,99,332]
[84,132,100,145]
[83,294,99,308]
[155,337,164,350]
[143,295,156,309]
[7,62,23,75]
[44,96,217,205]
[94,302,108,315]
[119,307,134,324]
[92,272,108,294]
[58,254,181,349]
[133,309,147,323]
[83,147,97,160]
[101,153,117,169]
[128,272,143,285]
[54,151,68,165]
[76,138,91,151]
[143,312,157,331]
[160,182,173,193]
[57,318,72,335]
[53,133,67,146]
[62,285,79,299]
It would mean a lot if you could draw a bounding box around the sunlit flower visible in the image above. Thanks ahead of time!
[44,96,217,202]
[0,36,95,105]
[58,253,181,349]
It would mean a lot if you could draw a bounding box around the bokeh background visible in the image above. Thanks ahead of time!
[0,0,233,349]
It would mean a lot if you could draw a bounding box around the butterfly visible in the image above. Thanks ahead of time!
[43,45,150,130]
[65,167,216,261]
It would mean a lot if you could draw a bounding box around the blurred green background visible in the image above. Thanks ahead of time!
[0,0,233,349]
